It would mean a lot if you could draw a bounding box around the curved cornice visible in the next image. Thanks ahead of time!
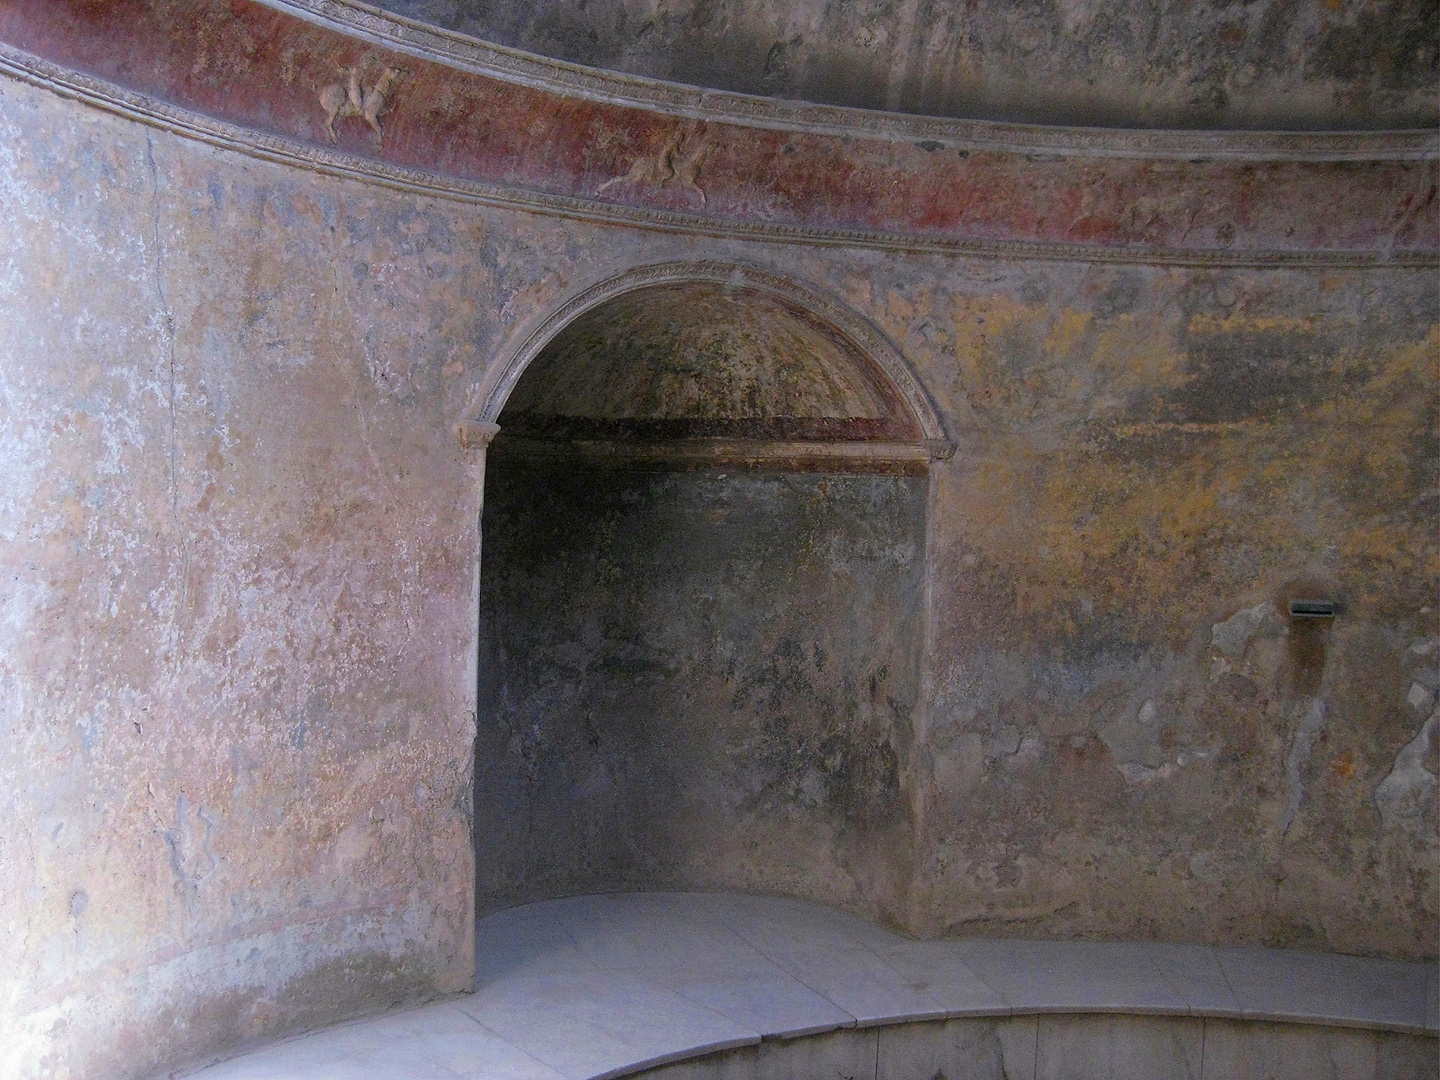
[264,0,1438,164]
[0,0,1435,268]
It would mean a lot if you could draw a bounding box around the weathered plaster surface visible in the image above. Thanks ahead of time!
[467,239,1439,957]
[0,77,485,1078]
[840,256,1440,953]
[0,9,1436,1076]
[383,0,1440,131]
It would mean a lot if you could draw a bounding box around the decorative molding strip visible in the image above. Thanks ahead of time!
[493,435,938,471]
[2,43,1436,272]
[260,0,1440,163]
[475,261,953,455]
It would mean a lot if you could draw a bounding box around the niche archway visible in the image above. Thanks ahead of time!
[474,264,947,921]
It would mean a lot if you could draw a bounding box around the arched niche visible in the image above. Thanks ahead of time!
[475,261,950,457]
[473,264,943,922]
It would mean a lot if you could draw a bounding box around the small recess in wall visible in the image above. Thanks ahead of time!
[1289,599,1337,619]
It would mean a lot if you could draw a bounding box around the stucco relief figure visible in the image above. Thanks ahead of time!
[597,127,708,205]
[320,65,404,145]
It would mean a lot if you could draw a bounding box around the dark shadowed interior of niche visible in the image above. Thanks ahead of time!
[474,281,934,918]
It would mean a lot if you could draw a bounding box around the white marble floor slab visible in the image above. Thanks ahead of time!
[457,969,759,1079]
[187,1001,568,1080]
[941,939,1190,1015]
[183,892,1438,1080]
[1216,946,1438,1034]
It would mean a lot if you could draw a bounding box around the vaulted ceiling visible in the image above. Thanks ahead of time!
[380,0,1438,130]
[501,282,920,442]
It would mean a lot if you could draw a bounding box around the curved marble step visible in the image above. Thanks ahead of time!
[183,891,1439,1080]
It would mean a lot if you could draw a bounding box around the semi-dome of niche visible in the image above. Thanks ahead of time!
[380,0,1437,130]
[500,281,921,444]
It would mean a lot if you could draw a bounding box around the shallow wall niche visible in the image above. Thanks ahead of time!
[474,278,938,921]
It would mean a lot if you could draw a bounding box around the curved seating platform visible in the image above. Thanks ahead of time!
[185,892,1438,1080]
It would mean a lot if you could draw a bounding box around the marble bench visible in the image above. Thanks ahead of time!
[184,892,1439,1080]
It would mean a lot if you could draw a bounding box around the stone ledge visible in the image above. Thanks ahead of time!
[182,892,1438,1080]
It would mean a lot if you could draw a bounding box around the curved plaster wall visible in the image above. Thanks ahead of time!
[0,2,1435,1078]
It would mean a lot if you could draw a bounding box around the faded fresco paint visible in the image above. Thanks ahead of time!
[0,1,1435,255]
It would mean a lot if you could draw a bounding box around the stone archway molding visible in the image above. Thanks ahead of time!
[470,260,954,461]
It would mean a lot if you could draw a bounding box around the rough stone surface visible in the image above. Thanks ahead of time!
[0,6,1436,1077]
[382,0,1440,130]
[477,455,927,915]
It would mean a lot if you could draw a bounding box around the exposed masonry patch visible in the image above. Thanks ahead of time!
[1376,709,1439,835]
[1281,697,1328,838]
[1210,602,1281,658]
